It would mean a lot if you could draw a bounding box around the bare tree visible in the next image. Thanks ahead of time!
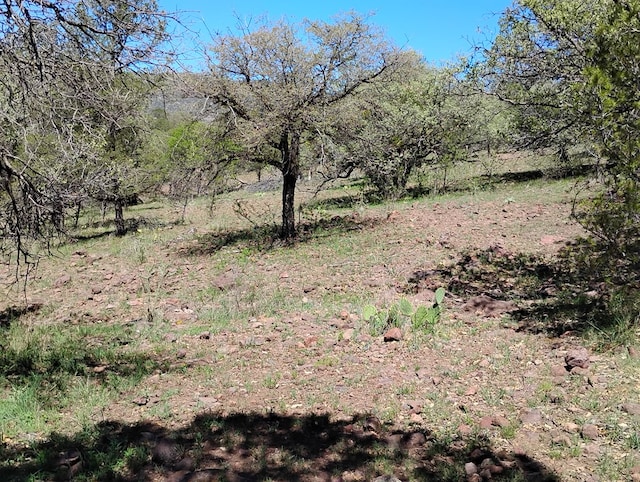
[202,12,401,240]
[0,0,174,268]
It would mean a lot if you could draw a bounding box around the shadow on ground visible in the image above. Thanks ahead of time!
[181,214,380,256]
[405,242,638,338]
[1,411,559,482]
[0,303,42,328]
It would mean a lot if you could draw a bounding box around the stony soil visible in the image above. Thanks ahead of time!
[1,179,639,481]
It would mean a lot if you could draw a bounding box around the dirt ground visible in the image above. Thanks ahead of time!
[1,178,639,481]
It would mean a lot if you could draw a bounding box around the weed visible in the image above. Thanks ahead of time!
[500,424,517,440]
[363,288,446,336]
[263,374,281,389]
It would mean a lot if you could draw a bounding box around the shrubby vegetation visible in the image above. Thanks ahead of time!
[1,0,638,316]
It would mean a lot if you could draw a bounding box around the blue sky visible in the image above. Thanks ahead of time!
[158,0,513,65]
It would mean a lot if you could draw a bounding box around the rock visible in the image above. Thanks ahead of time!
[54,274,71,288]
[383,327,402,342]
[431,376,442,385]
[462,295,517,316]
[176,349,187,359]
[550,365,568,377]
[629,346,639,359]
[631,475,640,482]
[464,462,478,475]
[565,347,590,369]
[467,474,481,482]
[373,476,401,482]
[458,424,473,435]
[479,416,494,429]
[199,331,211,340]
[407,431,427,447]
[622,403,640,416]
[342,328,355,341]
[581,424,599,440]
[165,333,178,343]
[493,416,510,428]
[152,438,180,465]
[520,409,542,425]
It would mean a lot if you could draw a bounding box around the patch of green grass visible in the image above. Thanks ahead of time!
[0,320,165,439]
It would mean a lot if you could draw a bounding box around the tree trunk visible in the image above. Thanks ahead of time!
[114,200,126,236]
[280,130,300,240]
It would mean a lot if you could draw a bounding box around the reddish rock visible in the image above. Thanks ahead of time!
[581,424,599,440]
[550,365,568,377]
[622,403,640,416]
[464,462,478,475]
[493,415,510,428]
[565,347,590,369]
[479,416,493,429]
[458,424,473,435]
[383,327,402,342]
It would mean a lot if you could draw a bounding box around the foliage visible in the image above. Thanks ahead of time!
[363,288,446,335]
[200,13,402,239]
[0,0,174,265]
[320,60,458,198]
[479,0,640,287]
[575,0,640,272]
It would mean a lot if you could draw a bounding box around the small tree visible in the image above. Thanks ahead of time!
[203,13,401,240]
[321,57,479,198]
[0,0,173,264]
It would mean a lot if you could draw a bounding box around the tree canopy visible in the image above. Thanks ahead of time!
[0,0,172,264]
[202,12,402,239]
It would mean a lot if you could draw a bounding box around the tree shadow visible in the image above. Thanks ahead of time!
[408,163,596,199]
[0,303,42,328]
[1,411,560,481]
[70,217,166,241]
[180,214,381,256]
[405,243,624,337]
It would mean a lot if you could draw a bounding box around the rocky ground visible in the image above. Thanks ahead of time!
[1,177,639,481]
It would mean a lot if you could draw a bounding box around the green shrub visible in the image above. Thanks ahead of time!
[363,287,446,335]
